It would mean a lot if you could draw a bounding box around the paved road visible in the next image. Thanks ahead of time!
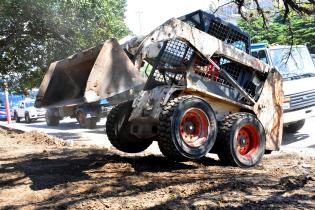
[282,117,315,155]
[1,116,315,156]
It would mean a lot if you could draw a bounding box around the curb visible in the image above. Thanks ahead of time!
[0,124,25,134]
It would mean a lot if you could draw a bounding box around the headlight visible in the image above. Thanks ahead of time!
[283,102,290,110]
[283,97,291,110]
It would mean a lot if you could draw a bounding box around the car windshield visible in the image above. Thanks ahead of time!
[25,101,35,108]
[269,47,315,79]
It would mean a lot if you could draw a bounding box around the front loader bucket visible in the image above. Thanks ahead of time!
[35,39,145,108]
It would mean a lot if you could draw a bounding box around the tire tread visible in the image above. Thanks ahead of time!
[106,101,152,153]
[158,95,193,161]
[216,112,264,167]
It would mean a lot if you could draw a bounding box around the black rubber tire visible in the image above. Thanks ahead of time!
[25,113,32,124]
[77,112,98,129]
[284,119,305,133]
[106,101,153,153]
[86,117,98,129]
[215,113,266,168]
[76,111,85,128]
[14,112,20,123]
[158,96,218,161]
[45,111,60,126]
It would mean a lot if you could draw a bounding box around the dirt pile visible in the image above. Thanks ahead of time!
[0,128,66,146]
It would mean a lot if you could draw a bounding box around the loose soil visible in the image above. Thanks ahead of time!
[0,128,314,209]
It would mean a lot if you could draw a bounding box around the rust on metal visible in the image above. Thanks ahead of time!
[35,45,102,108]
[36,39,145,108]
[135,18,270,73]
[254,69,283,150]
[84,39,146,103]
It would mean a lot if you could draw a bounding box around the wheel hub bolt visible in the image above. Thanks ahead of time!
[240,137,247,146]
[185,121,195,133]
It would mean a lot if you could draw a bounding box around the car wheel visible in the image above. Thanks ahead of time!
[284,119,305,133]
[25,113,32,124]
[76,111,87,128]
[86,117,98,129]
[14,112,20,123]
[45,109,60,126]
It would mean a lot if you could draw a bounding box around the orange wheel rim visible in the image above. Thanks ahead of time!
[237,124,260,157]
[180,108,209,147]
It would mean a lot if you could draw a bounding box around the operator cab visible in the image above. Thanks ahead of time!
[179,10,251,53]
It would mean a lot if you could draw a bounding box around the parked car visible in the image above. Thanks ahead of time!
[0,106,10,120]
[14,99,46,123]
[0,93,23,120]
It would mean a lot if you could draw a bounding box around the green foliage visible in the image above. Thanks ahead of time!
[0,0,129,93]
[238,13,315,53]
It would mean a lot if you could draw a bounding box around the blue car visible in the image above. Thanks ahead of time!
[0,106,12,120]
[0,93,23,120]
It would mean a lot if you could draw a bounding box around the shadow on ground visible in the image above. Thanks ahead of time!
[1,148,314,209]
[282,132,310,145]
[24,121,81,130]
[46,132,83,140]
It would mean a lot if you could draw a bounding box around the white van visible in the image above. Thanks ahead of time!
[251,44,315,133]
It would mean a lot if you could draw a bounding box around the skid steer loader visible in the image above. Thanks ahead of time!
[36,10,283,167]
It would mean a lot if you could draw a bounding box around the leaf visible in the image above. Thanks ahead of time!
[0,0,129,93]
